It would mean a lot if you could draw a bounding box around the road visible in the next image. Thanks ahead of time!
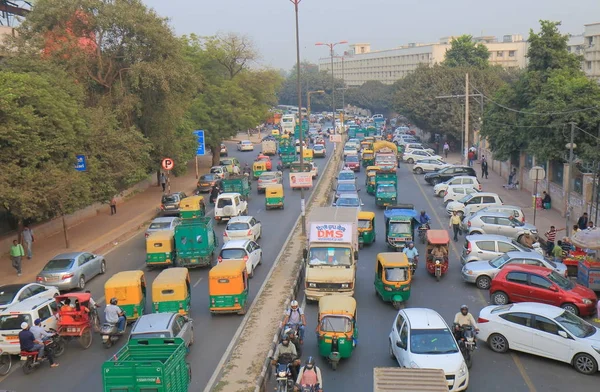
[0,138,334,392]
[274,161,598,392]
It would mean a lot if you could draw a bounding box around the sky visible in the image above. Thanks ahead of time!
[142,0,598,71]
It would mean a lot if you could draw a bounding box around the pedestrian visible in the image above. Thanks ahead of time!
[21,225,34,259]
[588,221,595,230]
[552,241,564,263]
[232,164,240,176]
[577,212,589,230]
[572,224,580,234]
[481,156,489,179]
[110,196,117,215]
[10,239,24,276]
[507,168,517,188]
[561,237,574,256]
[542,191,551,210]
[449,211,462,242]
[443,142,450,158]
[160,173,166,192]
[467,150,475,167]
[544,225,557,255]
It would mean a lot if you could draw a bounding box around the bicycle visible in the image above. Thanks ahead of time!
[0,349,13,376]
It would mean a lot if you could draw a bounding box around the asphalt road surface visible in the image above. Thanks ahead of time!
[271,160,599,392]
[0,138,334,392]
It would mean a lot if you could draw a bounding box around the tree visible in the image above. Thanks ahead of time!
[345,81,393,115]
[443,35,490,69]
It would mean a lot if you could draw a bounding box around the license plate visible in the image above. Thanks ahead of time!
[102,336,108,341]
[200,183,209,186]
[20,356,28,360]
[6,336,18,341]
[46,277,59,282]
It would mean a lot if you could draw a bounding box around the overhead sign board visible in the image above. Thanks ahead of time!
[529,166,546,181]
[289,172,313,189]
[75,155,87,171]
[193,130,205,156]
[309,223,353,243]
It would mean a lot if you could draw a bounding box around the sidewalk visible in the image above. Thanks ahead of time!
[0,155,213,286]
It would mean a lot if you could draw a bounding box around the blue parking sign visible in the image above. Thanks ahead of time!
[193,130,205,156]
[75,155,87,171]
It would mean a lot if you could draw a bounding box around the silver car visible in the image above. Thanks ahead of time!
[145,217,181,238]
[257,171,282,193]
[36,252,106,290]
[462,205,526,230]
[461,234,533,264]
[461,251,567,290]
[465,212,537,240]
[129,312,194,348]
[335,170,357,187]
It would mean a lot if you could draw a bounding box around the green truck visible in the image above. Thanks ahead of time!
[279,142,296,168]
[384,204,418,252]
[375,173,398,207]
[102,338,191,392]
[221,175,251,201]
[174,217,218,268]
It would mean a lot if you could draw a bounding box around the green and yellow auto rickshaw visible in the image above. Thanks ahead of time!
[362,149,374,167]
[253,161,267,179]
[145,231,175,268]
[374,253,412,309]
[358,211,375,247]
[152,267,191,315]
[265,184,284,209]
[179,195,206,219]
[208,260,249,315]
[365,166,380,195]
[104,270,147,322]
[317,296,357,370]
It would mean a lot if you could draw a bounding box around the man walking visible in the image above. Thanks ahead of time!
[544,225,557,256]
[443,142,450,158]
[160,173,167,192]
[22,225,34,259]
[577,212,589,231]
[10,239,25,276]
[110,196,117,215]
[481,156,489,179]
[449,211,462,242]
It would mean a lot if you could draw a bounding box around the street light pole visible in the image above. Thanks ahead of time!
[315,40,347,131]
[565,122,576,237]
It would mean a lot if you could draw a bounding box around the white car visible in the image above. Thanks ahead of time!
[389,308,469,391]
[404,143,435,155]
[0,283,59,312]
[214,193,248,223]
[223,216,262,243]
[343,144,356,157]
[446,193,503,217]
[313,144,326,157]
[412,159,450,174]
[145,217,181,238]
[443,185,480,205]
[403,149,443,164]
[237,140,254,151]
[434,176,481,197]
[478,302,600,375]
[218,239,262,278]
[210,166,229,180]
[310,162,318,178]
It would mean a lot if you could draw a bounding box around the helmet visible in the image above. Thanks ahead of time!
[420,210,426,215]
[34,318,41,326]
[460,305,468,313]
[407,242,414,247]
[21,322,28,329]
[110,297,118,305]
[305,356,315,369]
[290,300,299,309]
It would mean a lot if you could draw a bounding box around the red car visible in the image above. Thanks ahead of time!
[256,155,272,170]
[490,264,598,316]
[344,155,360,172]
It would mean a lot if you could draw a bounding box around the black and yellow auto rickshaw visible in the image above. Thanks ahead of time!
[374,253,412,309]
[180,195,206,219]
[265,184,284,209]
[253,161,267,180]
[145,231,175,268]
[152,267,191,315]
[362,149,374,167]
[365,166,380,195]
[208,260,249,315]
[317,296,357,370]
[357,211,375,248]
[104,270,147,322]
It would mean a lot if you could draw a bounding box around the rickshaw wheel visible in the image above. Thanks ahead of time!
[392,301,404,310]
[436,275,441,282]
[331,361,338,370]
[80,328,93,349]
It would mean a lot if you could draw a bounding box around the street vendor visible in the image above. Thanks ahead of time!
[560,237,574,256]
[518,230,535,248]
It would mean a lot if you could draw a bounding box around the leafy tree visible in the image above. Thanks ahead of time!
[345,81,393,115]
[443,35,490,69]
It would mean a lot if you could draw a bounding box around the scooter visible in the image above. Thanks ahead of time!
[100,322,122,348]
[434,257,443,281]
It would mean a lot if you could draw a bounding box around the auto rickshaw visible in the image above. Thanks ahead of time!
[55,293,96,350]
[360,141,372,152]
[425,229,450,281]
[104,270,147,322]
[152,267,191,315]
[208,260,249,315]
[179,195,206,219]
[365,166,381,195]
[145,231,175,268]
[358,211,375,247]
[265,184,284,209]
[362,149,374,167]
[374,253,412,309]
[317,296,357,370]
[272,129,280,137]
[303,148,314,162]
[252,161,267,179]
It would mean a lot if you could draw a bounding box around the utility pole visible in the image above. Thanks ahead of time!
[464,73,469,161]
[565,123,575,236]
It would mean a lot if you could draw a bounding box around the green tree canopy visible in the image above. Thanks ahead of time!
[345,81,393,115]
[443,35,490,69]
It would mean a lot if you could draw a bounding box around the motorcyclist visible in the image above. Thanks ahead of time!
[209,184,221,204]
[296,356,323,391]
[104,297,126,333]
[277,161,284,171]
[243,163,251,175]
[282,300,307,344]
[19,322,58,368]
[453,305,479,341]
[271,335,300,381]
[402,242,419,269]
[30,319,54,343]
[418,210,431,228]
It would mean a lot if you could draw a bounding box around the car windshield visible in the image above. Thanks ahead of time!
[338,172,354,181]
[385,267,408,282]
[200,174,216,181]
[458,194,473,203]
[511,240,531,252]
[489,253,511,268]
[210,167,222,173]
[314,146,324,151]
[337,197,359,207]
[346,156,359,163]
[220,249,247,259]
[337,184,357,192]
[149,222,172,230]
[555,311,597,338]
[162,195,180,203]
[130,331,171,340]
[0,313,32,330]
[344,145,354,150]
[320,316,352,333]
[308,247,352,266]
[358,219,371,229]
[547,271,574,290]
[389,222,411,234]
[377,184,395,192]
[260,174,277,181]
[410,328,459,354]
[227,222,250,231]
[43,258,74,271]
[217,198,232,208]
[221,159,233,165]
[0,287,20,306]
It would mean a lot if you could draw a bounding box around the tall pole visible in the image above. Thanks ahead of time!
[464,73,469,162]
[330,47,335,128]
[307,92,311,116]
[565,123,575,236]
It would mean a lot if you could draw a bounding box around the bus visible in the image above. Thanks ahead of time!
[281,114,297,134]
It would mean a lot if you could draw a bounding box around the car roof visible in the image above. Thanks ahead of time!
[339,170,355,175]
[402,308,448,329]
[446,175,478,180]
[221,239,251,249]
[490,302,564,318]
[0,296,55,313]
[51,252,84,259]
[500,264,550,274]
[480,205,522,211]
[474,211,515,218]
[218,192,241,197]
[465,234,517,242]
[151,217,178,223]
[505,251,544,259]
[338,193,360,199]
[0,284,27,292]
[228,216,252,224]
[469,192,499,197]
[446,183,478,189]
[240,140,252,143]
[132,312,176,332]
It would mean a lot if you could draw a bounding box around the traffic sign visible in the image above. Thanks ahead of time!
[329,134,342,143]
[161,158,174,171]
[193,130,205,156]
[75,155,87,171]
[529,166,546,181]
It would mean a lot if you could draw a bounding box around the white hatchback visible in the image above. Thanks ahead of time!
[403,150,443,164]
[223,216,262,243]
[443,185,480,205]
[389,308,469,391]
[433,176,481,198]
[218,239,262,278]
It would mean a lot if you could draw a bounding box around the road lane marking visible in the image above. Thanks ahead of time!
[511,353,538,392]
[193,276,203,288]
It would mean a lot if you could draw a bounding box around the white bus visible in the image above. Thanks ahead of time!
[281,114,297,134]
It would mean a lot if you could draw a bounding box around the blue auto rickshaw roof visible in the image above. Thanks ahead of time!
[383,209,418,220]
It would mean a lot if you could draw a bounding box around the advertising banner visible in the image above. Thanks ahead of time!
[309,223,353,243]
[289,172,313,188]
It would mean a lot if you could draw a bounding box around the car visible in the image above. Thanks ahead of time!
[223,216,262,243]
[461,234,534,265]
[446,192,503,217]
[218,239,262,278]
[404,143,435,155]
[461,251,567,290]
[465,205,526,225]
[36,252,107,290]
[257,171,283,193]
[220,143,228,156]
[424,166,478,185]
[335,170,357,187]
[210,165,229,180]
[403,150,443,164]
[489,264,597,316]
[412,159,450,174]
[145,217,181,238]
[333,193,363,209]
[214,192,248,222]
[295,140,308,153]
[433,176,482,197]
[343,144,356,157]
[256,154,272,170]
[310,162,319,178]
[160,192,188,216]
[389,308,469,391]
[237,140,254,151]
[477,303,600,375]
[334,183,359,202]
[0,283,59,312]
[313,144,326,157]
[219,157,241,174]
[443,185,480,205]
[344,155,360,172]
[197,173,222,193]
[465,212,538,240]
[129,312,194,348]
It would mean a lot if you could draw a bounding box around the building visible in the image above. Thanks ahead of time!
[582,23,600,81]
[319,35,528,86]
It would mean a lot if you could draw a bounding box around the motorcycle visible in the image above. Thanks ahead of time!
[283,324,303,356]
[407,256,418,275]
[272,353,297,392]
[20,335,63,375]
[434,257,443,281]
[100,322,122,348]
[418,224,429,244]
[455,324,477,368]
[297,385,321,392]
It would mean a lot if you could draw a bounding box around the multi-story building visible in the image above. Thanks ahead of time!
[582,22,600,81]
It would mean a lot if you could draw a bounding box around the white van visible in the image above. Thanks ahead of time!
[214,193,248,223]
[0,297,59,354]
[281,114,296,134]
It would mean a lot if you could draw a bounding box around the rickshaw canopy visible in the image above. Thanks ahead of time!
[152,268,190,301]
[209,260,247,296]
[358,211,375,221]
[253,161,267,170]
[426,229,450,245]
[55,292,92,303]
[377,252,410,268]
[265,184,284,196]
[180,195,205,212]
[146,231,174,253]
[105,270,146,303]
[366,166,381,173]
[383,209,418,221]
[318,296,356,316]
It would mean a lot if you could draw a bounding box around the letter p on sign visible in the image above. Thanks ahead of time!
[161,158,174,171]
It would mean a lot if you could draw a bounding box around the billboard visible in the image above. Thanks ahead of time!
[289,172,313,189]
[309,223,354,243]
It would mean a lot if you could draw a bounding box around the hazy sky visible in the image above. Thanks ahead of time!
[143,0,598,70]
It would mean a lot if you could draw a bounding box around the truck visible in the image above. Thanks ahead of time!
[303,207,359,302]
[279,141,296,168]
[174,216,218,267]
[102,338,191,392]
[373,141,398,172]
[221,175,251,200]
[261,139,277,156]
[375,172,398,207]
[384,204,419,252]
[373,368,449,392]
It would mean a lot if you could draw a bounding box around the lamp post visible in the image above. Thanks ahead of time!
[565,123,576,236]
[307,90,325,116]
[290,0,306,234]
[315,41,347,130]
[336,87,347,131]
